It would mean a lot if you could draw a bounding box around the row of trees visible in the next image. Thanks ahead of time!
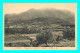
[5,28,41,34]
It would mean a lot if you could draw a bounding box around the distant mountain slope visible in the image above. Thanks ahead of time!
[5,8,75,25]
[26,17,71,25]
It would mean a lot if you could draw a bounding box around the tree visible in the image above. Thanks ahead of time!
[36,30,53,46]
[63,26,75,40]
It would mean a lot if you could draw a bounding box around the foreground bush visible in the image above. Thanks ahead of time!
[36,30,54,46]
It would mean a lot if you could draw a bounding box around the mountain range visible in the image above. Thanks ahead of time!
[5,8,75,26]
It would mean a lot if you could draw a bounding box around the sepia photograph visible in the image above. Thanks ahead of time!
[3,3,77,50]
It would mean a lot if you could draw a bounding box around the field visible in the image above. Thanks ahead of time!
[4,31,75,47]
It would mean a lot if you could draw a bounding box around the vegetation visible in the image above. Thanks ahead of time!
[63,27,75,40]
[36,30,53,46]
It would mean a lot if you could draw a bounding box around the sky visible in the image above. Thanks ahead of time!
[3,3,77,15]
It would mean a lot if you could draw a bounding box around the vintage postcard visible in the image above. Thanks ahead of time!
[3,3,77,50]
